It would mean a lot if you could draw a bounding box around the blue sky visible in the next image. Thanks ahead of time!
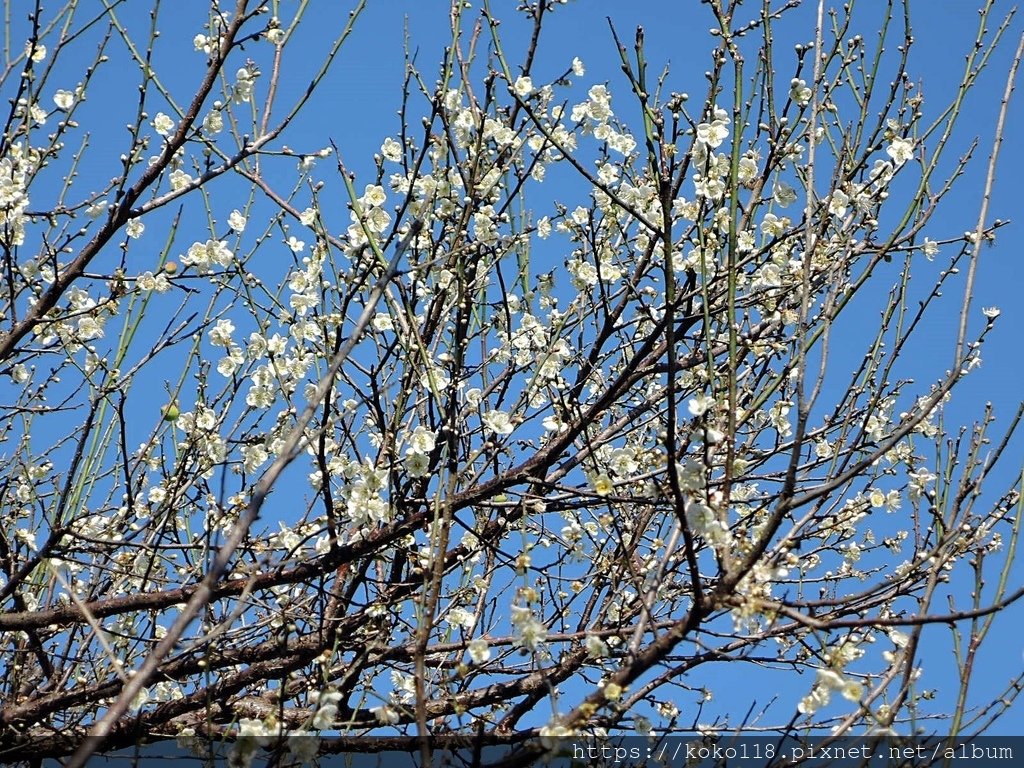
[232,0,1024,732]
[4,0,1023,743]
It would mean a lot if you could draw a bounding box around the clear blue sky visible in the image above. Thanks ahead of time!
[218,0,1024,734]
[7,0,1022,740]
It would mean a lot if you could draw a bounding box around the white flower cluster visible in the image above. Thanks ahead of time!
[483,114,521,149]
[403,425,436,478]
[790,78,813,106]
[232,66,257,104]
[174,404,227,478]
[230,715,317,768]
[797,667,864,715]
[481,409,514,436]
[510,604,547,651]
[691,137,733,202]
[570,85,636,155]
[286,248,325,318]
[32,285,112,349]
[472,203,500,245]
[346,184,391,252]
[467,637,490,665]
[244,331,313,408]
[390,163,464,222]
[505,313,571,383]
[685,499,731,551]
[182,238,232,273]
[311,689,341,729]
[343,459,392,530]
[567,243,622,289]
[695,106,730,149]
[13,95,48,128]
[203,102,224,135]
[0,150,31,247]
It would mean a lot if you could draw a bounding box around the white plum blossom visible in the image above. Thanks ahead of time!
[510,605,546,651]
[886,136,914,166]
[228,209,247,232]
[169,169,193,191]
[592,474,613,496]
[311,690,341,730]
[207,319,234,348]
[571,84,613,123]
[53,90,75,110]
[481,410,514,435]
[76,316,104,341]
[542,414,565,432]
[232,67,256,104]
[773,181,798,208]
[27,102,47,126]
[761,212,790,237]
[136,271,171,292]
[362,184,386,207]
[908,467,937,502]
[798,668,863,716]
[26,42,46,62]
[586,634,609,657]
[828,190,849,218]
[769,400,792,437]
[3,5,1015,752]
[371,705,400,725]
[404,453,429,477]
[467,638,490,664]
[790,78,812,106]
[407,426,436,455]
[870,159,895,187]
[609,447,639,476]
[687,393,713,417]
[203,108,223,134]
[265,20,285,46]
[380,137,402,162]
[737,154,759,184]
[241,444,269,473]
[693,175,725,200]
[184,239,233,271]
[152,112,175,136]
[695,107,729,149]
